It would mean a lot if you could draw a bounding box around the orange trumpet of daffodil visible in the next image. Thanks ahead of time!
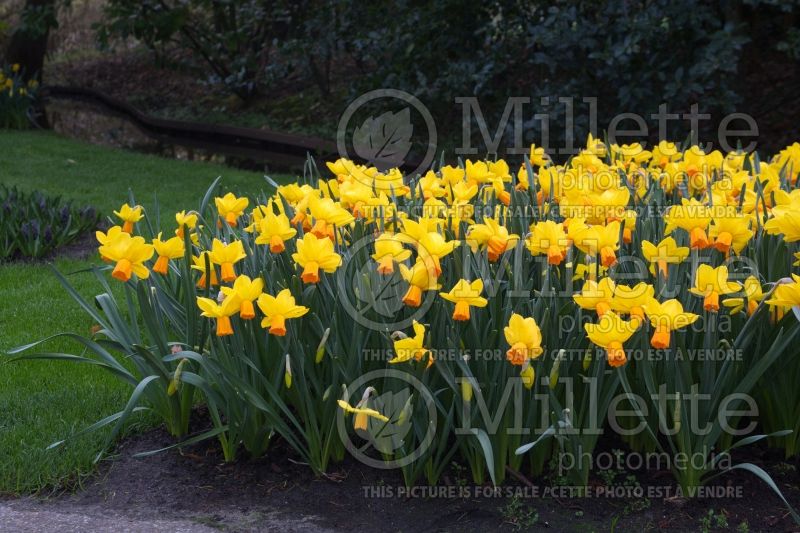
[221,275,264,319]
[371,233,412,275]
[98,231,154,282]
[215,192,249,227]
[641,237,689,278]
[439,279,488,321]
[642,298,700,349]
[689,264,742,312]
[504,313,544,366]
[584,311,638,367]
[526,220,570,265]
[399,259,440,307]
[113,203,143,234]
[291,233,342,284]
[209,238,247,282]
[256,289,309,336]
[151,233,185,275]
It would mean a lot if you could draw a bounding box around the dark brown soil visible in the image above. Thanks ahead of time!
[17,412,798,533]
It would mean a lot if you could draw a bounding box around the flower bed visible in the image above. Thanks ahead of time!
[9,139,800,518]
[0,184,99,261]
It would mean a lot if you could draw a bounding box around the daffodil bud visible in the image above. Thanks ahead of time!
[673,394,681,433]
[549,349,565,389]
[520,363,535,390]
[315,328,330,363]
[284,354,292,389]
[168,358,188,396]
[582,349,592,371]
[461,379,473,402]
[397,395,413,426]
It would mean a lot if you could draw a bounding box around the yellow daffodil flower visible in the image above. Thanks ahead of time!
[152,233,185,275]
[308,194,355,239]
[253,203,297,253]
[504,313,544,366]
[399,219,459,276]
[572,221,621,268]
[439,279,488,321]
[338,387,389,431]
[585,133,607,157]
[465,160,494,185]
[651,141,680,168]
[538,166,562,202]
[399,259,440,307]
[466,217,519,262]
[221,275,264,319]
[372,233,412,275]
[584,311,638,367]
[292,233,342,283]
[215,192,249,227]
[529,144,550,167]
[641,237,689,277]
[256,288,309,336]
[175,210,198,239]
[573,277,616,315]
[113,203,143,234]
[192,251,218,287]
[765,274,800,309]
[723,276,763,316]
[209,238,247,282]
[96,225,125,262]
[708,211,753,254]
[664,198,711,249]
[389,321,431,366]
[642,298,700,349]
[197,294,241,336]
[526,220,569,265]
[611,282,655,326]
[99,232,154,282]
[451,180,479,203]
[689,265,742,312]
[416,171,447,199]
[764,204,800,242]
[440,165,466,187]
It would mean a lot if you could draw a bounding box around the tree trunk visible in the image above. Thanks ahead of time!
[4,0,56,83]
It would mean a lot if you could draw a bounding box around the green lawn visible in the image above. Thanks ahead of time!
[0,130,286,493]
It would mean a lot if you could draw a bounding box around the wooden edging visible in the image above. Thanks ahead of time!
[40,85,339,169]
